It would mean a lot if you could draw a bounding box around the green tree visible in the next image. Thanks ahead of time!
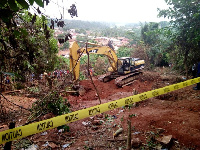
[60,41,70,50]
[0,10,59,81]
[76,35,88,47]
[125,30,138,45]
[158,0,200,74]
[117,47,132,58]
[0,0,43,24]
[141,22,159,46]
[139,22,171,67]
[75,28,86,34]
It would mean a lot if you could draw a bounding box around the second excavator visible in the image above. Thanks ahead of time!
[69,41,145,88]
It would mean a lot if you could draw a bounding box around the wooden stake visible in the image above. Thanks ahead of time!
[4,122,15,150]
[86,42,101,104]
[127,120,131,150]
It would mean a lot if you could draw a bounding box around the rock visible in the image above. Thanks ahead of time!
[62,143,70,148]
[92,120,102,125]
[161,135,172,144]
[157,135,172,145]
[91,126,99,130]
[156,128,165,134]
[82,121,91,126]
[49,142,59,148]
[41,131,48,135]
[42,113,54,120]
[26,144,38,150]
[78,86,86,96]
[131,138,141,148]
[96,113,103,118]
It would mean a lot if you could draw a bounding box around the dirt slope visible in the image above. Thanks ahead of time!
[65,71,200,149]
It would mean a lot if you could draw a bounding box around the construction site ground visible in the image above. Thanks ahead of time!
[0,68,200,150]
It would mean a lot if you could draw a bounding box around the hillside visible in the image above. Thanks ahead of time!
[0,68,200,149]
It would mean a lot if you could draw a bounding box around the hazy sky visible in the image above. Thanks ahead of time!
[39,0,169,23]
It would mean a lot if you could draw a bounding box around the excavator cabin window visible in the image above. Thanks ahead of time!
[123,59,130,71]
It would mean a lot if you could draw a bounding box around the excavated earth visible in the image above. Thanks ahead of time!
[0,68,200,150]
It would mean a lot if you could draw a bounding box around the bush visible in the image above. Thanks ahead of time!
[30,91,70,119]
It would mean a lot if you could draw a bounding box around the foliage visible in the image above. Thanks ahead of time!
[117,47,132,58]
[60,41,70,50]
[99,26,126,38]
[14,82,25,90]
[125,29,140,45]
[53,56,70,73]
[0,10,59,81]
[131,42,151,69]
[79,71,86,80]
[145,131,161,149]
[29,91,70,132]
[76,28,87,34]
[79,54,109,78]
[76,35,88,47]
[63,20,128,38]
[14,138,32,150]
[140,22,171,67]
[27,86,40,94]
[158,0,200,74]
[93,56,109,75]
[63,20,110,31]
[0,0,43,23]
[141,22,159,46]
[30,91,70,118]
[57,33,65,39]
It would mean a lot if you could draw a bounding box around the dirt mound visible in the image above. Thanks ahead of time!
[66,71,200,149]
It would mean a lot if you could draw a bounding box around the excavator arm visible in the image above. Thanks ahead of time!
[69,41,118,81]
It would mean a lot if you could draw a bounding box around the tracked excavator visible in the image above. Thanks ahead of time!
[69,41,145,88]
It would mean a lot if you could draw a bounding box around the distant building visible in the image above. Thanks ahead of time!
[54,28,130,56]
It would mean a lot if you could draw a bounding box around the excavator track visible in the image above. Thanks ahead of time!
[115,71,142,87]
[98,67,144,87]
[115,67,144,87]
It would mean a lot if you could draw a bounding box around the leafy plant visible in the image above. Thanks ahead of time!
[0,6,59,82]
[29,91,70,121]
[158,0,200,75]
[13,138,33,150]
[117,47,132,58]
[145,131,161,149]
[14,82,25,90]
[120,116,124,122]
[79,72,86,81]
[129,113,137,118]
[27,86,40,94]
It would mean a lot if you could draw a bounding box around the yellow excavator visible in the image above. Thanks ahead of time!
[69,41,145,87]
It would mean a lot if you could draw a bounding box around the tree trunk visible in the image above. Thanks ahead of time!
[183,48,189,79]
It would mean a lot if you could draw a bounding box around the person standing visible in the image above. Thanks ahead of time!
[192,63,196,79]
[193,62,200,90]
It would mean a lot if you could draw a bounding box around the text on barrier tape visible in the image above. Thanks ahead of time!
[0,77,200,144]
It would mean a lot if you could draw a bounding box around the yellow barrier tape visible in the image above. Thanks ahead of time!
[0,77,200,144]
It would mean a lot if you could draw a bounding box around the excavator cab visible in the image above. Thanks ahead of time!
[117,57,131,74]
[117,57,145,75]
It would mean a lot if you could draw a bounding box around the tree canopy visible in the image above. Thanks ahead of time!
[158,0,200,73]
[0,0,59,81]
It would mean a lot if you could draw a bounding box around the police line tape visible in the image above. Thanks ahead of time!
[0,77,200,144]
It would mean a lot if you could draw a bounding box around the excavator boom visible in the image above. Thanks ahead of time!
[69,41,145,87]
[70,41,118,81]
